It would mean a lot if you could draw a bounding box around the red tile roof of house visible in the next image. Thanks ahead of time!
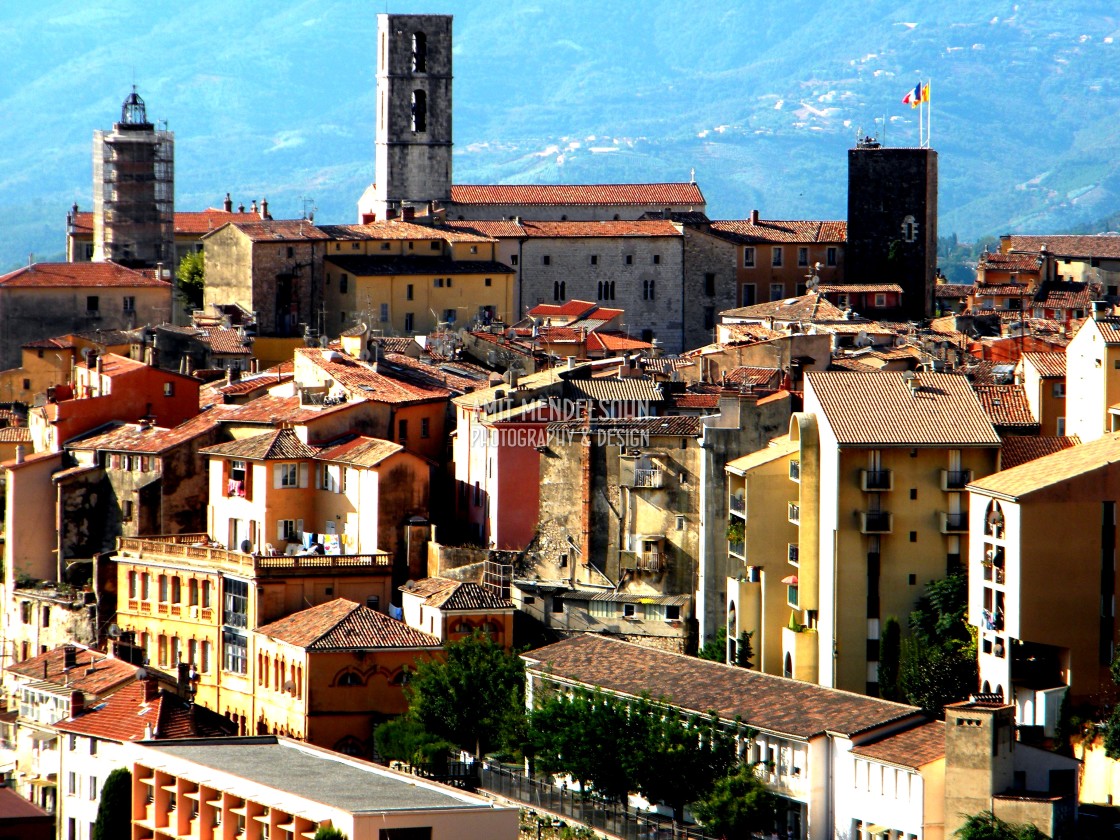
[0,262,171,288]
[201,427,318,460]
[1004,234,1120,260]
[7,645,142,697]
[806,371,1001,446]
[999,435,1081,470]
[974,384,1039,430]
[971,433,1120,499]
[54,680,237,742]
[67,412,223,455]
[935,284,976,298]
[71,209,260,236]
[1020,352,1066,378]
[978,251,1042,272]
[450,183,705,207]
[0,427,30,443]
[521,220,680,238]
[709,218,846,244]
[401,578,513,611]
[315,436,404,468]
[206,220,331,242]
[257,599,441,650]
[445,220,528,238]
[215,393,356,425]
[851,720,945,769]
[298,348,458,403]
[727,366,783,388]
[722,293,847,322]
[0,785,52,819]
[320,221,493,243]
[523,634,923,740]
[1033,280,1091,310]
[818,283,904,294]
[529,300,599,318]
[974,283,1031,297]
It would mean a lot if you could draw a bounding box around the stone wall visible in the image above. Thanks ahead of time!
[681,225,740,351]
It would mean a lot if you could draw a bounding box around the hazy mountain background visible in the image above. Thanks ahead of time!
[3,0,1120,271]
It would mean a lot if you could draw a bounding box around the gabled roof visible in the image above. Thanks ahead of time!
[257,599,441,650]
[977,251,1042,272]
[67,412,222,455]
[1004,234,1120,261]
[1020,352,1066,379]
[805,371,1001,447]
[528,300,599,319]
[401,578,514,611]
[444,220,528,238]
[54,680,237,742]
[722,293,847,322]
[71,208,259,236]
[0,262,170,288]
[970,433,1120,500]
[324,255,512,276]
[200,427,318,461]
[999,435,1081,470]
[315,436,404,468]
[320,221,493,243]
[449,183,705,207]
[205,220,331,242]
[935,283,976,298]
[522,634,924,741]
[851,720,945,770]
[1033,280,1090,310]
[817,283,904,294]
[709,218,846,244]
[297,348,457,403]
[974,384,1039,430]
[6,645,141,697]
[520,220,680,238]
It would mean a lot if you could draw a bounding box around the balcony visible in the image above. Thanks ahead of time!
[788,460,801,482]
[621,552,665,573]
[728,540,745,560]
[787,543,799,565]
[983,564,1006,584]
[859,511,892,534]
[729,494,745,515]
[788,502,800,524]
[632,468,663,489]
[941,469,973,491]
[940,511,968,534]
[860,469,893,492]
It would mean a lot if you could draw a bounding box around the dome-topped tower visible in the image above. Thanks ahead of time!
[120,86,151,127]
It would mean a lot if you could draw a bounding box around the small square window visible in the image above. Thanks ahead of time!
[653,254,661,265]
[908,574,917,585]
[909,488,917,500]
[590,255,598,266]
[665,605,681,621]
[625,255,634,265]
[909,531,917,543]
[510,255,518,265]
[484,277,492,286]
[542,255,551,266]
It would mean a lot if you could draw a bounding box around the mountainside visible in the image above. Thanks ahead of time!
[3,1,1120,270]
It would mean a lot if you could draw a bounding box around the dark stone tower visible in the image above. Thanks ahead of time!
[371,14,453,221]
[846,141,937,320]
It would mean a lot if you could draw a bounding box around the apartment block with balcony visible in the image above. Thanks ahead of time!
[967,433,1120,736]
[124,735,518,840]
[797,371,1000,694]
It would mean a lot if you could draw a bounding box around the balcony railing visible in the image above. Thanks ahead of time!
[860,469,893,492]
[787,543,799,564]
[941,469,973,491]
[788,503,800,524]
[621,552,665,573]
[729,495,745,515]
[983,564,1006,584]
[859,511,892,534]
[633,468,663,489]
[116,536,391,576]
[786,585,799,608]
[940,511,968,533]
[789,460,801,482]
[728,541,745,559]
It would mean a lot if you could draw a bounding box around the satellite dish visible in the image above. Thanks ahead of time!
[240,539,253,554]
[135,667,147,681]
[81,347,93,360]
[108,624,121,639]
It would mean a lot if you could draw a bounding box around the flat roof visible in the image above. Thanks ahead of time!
[137,738,500,813]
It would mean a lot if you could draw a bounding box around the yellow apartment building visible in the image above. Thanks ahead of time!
[729,371,1000,695]
[1018,351,1067,437]
[1066,311,1120,442]
[319,220,516,335]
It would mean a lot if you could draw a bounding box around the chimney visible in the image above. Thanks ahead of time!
[71,690,85,717]
[223,192,233,213]
[142,673,160,703]
[1093,300,1110,321]
[14,445,24,465]
[403,205,416,221]
[386,207,398,221]
[750,209,760,224]
[238,202,245,213]
[64,645,77,670]
[261,198,271,220]
[250,199,258,214]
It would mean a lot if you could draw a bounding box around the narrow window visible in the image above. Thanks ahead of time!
[411,90,427,132]
[743,247,755,268]
[412,32,427,72]
[797,247,809,267]
[772,247,783,267]
[704,273,716,296]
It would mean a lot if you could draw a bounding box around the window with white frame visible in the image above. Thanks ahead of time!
[276,463,299,488]
[277,519,303,542]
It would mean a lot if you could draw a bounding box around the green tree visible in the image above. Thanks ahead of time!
[405,631,524,757]
[899,575,977,716]
[313,827,348,840]
[177,249,205,311]
[93,767,132,840]
[698,625,727,662]
[529,688,636,802]
[954,810,1047,839]
[374,716,454,771]
[629,703,736,823]
[692,763,778,839]
[878,616,901,701]
[735,630,755,669]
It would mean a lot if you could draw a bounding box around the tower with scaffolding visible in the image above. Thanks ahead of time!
[92,87,174,268]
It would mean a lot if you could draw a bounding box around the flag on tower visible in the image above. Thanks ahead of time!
[922,82,930,103]
[902,83,922,107]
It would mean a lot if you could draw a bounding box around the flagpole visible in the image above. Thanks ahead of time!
[918,81,923,147]
[926,79,932,148]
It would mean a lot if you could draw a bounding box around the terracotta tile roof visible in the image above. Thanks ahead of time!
[325,254,512,276]
[0,427,31,443]
[851,720,945,769]
[257,599,441,650]
[818,283,904,294]
[402,578,514,611]
[445,220,528,238]
[974,384,1039,430]
[315,436,404,467]
[935,284,976,298]
[529,300,599,319]
[523,635,923,740]
[709,218,846,244]
[370,337,418,354]
[67,412,222,455]
[669,391,720,409]
[805,371,1001,447]
[23,336,74,350]
[72,208,258,236]
[970,433,1120,499]
[1004,234,1120,260]
[1033,280,1091,310]
[298,348,456,403]
[708,323,786,346]
[320,221,494,243]
[520,220,680,238]
[548,416,702,437]
[722,293,847,322]
[200,427,317,460]
[727,367,783,388]
[1021,352,1066,378]
[0,262,170,288]
[974,283,1031,297]
[208,220,331,242]
[977,251,1042,272]
[564,377,662,404]
[829,357,880,372]
[195,326,253,355]
[586,332,652,352]
[7,645,141,697]
[0,785,51,819]
[450,183,705,207]
[999,435,1081,470]
[54,680,237,742]
[1086,317,1120,344]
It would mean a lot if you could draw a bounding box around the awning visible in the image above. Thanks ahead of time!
[781,575,799,585]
